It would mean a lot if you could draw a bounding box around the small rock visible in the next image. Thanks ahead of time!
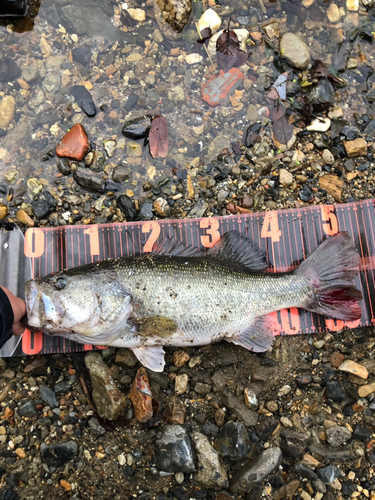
[214,408,226,427]
[301,453,320,469]
[358,381,375,398]
[266,401,278,413]
[0,96,16,130]
[113,166,131,184]
[73,168,105,193]
[202,68,244,107]
[330,351,345,368]
[72,46,92,65]
[54,381,71,395]
[39,384,57,408]
[202,422,219,438]
[173,350,190,367]
[279,168,293,187]
[168,85,185,103]
[244,388,258,410]
[295,463,318,480]
[57,158,72,176]
[16,209,34,227]
[129,367,153,423]
[56,124,90,161]
[153,197,171,217]
[197,8,222,35]
[42,73,60,94]
[127,7,146,21]
[313,340,325,349]
[139,198,154,220]
[117,195,138,220]
[319,174,343,203]
[71,85,96,117]
[306,117,331,132]
[221,390,258,426]
[322,149,335,165]
[164,398,186,425]
[104,139,116,157]
[280,33,310,70]
[15,448,26,459]
[339,360,368,379]
[122,116,151,140]
[21,63,39,82]
[88,417,106,436]
[327,3,341,22]
[326,381,346,402]
[0,204,9,219]
[192,432,228,489]
[230,447,283,495]
[186,53,202,64]
[127,141,142,157]
[325,425,352,447]
[175,472,184,484]
[194,382,212,395]
[352,423,371,441]
[175,374,188,395]
[187,199,208,218]
[344,138,367,157]
[317,465,342,484]
[115,348,138,367]
[41,441,78,468]
[33,192,57,219]
[60,479,71,491]
[278,385,292,396]
[154,425,195,472]
[214,421,251,459]
[84,352,126,420]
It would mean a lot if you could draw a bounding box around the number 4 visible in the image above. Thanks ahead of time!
[261,212,281,243]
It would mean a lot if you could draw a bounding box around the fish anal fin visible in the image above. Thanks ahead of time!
[230,313,280,352]
[131,346,166,372]
[207,231,268,271]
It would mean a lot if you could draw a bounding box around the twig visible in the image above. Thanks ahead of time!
[195,21,215,72]
[257,0,267,15]
[79,374,97,414]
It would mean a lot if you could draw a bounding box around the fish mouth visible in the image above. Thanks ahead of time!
[25,280,66,329]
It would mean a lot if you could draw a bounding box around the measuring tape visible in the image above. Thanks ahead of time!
[10,199,375,357]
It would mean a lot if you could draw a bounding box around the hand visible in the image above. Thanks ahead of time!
[0,286,26,335]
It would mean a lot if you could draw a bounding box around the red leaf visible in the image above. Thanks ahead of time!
[272,115,294,145]
[149,115,169,158]
[216,29,240,73]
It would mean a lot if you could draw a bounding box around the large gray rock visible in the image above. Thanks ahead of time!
[191,432,228,489]
[280,33,310,70]
[84,352,126,421]
[154,425,195,472]
[326,425,352,447]
[230,447,283,495]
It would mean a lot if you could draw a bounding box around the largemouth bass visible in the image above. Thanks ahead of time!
[25,231,362,372]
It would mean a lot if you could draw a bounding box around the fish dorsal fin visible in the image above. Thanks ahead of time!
[153,237,203,258]
[207,231,268,271]
[131,346,166,372]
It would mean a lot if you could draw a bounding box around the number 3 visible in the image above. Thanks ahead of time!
[200,218,220,248]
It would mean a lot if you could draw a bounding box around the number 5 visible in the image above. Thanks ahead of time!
[321,206,338,235]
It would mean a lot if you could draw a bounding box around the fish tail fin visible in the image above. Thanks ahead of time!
[296,232,362,321]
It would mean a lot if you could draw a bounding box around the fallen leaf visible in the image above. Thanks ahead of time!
[216,28,247,73]
[149,115,169,158]
[272,115,294,145]
[197,27,212,44]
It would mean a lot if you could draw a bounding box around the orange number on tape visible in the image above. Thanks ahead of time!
[261,212,281,243]
[84,226,100,256]
[22,329,43,355]
[279,308,301,335]
[200,218,220,248]
[325,318,361,332]
[24,228,45,258]
[321,206,338,235]
[142,221,161,253]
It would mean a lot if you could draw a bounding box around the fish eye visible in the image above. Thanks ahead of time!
[54,277,67,290]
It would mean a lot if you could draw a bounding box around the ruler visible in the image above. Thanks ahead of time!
[7,199,375,357]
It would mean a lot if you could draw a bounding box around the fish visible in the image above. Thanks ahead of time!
[24,230,362,372]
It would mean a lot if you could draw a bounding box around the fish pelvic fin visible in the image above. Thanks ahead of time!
[131,346,165,372]
[229,313,279,352]
[296,231,363,321]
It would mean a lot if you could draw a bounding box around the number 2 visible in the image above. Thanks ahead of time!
[142,221,161,252]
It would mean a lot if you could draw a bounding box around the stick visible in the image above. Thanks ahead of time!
[195,21,215,72]
[79,374,97,414]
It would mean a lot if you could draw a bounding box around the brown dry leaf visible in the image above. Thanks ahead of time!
[149,115,169,158]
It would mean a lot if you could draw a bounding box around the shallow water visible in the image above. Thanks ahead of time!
[0,0,374,220]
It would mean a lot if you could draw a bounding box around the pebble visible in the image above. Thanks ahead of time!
[214,421,251,459]
[306,117,331,132]
[322,149,335,165]
[344,138,367,157]
[278,385,291,396]
[84,352,126,420]
[317,465,342,484]
[192,432,228,488]
[16,209,34,227]
[358,382,375,398]
[326,380,346,402]
[173,350,190,367]
[279,33,310,70]
[279,168,293,187]
[339,359,368,379]
[114,348,138,367]
[127,8,146,21]
[325,425,352,446]
[0,96,16,130]
[56,124,90,161]
[175,374,188,395]
[154,425,195,472]
[15,448,26,459]
[266,401,278,412]
[41,441,78,468]
[331,352,345,368]
[244,388,258,410]
[230,447,283,495]
[186,53,203,64]
[104,139,116,157]
[352,423,371,441]
[327,3,341,22]
[0,204,9,219]
[175,472,184,484]
[71,86,96,117]
[60,479,72,491]
[197,8,222,35]
[39,383,57,408]
[129,367,153,423]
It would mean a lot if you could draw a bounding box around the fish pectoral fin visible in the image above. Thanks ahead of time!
[131,346,166,372]
[230,313,280,352]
